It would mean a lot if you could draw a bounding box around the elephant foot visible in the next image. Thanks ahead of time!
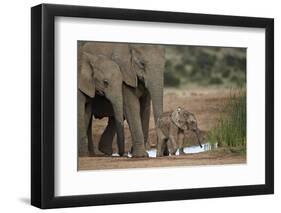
[131,150,148,158]
[98,143,113,156]
[130,145,148,158]
[179,148,185,155]
[118,152,126,157]
[122,152,130,158]
[114,152,133,158]
[170,151,177,156]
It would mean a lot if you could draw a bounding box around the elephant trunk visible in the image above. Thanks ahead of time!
[110,97,125,156]
[194,129,203,148]
[146,66,164,125]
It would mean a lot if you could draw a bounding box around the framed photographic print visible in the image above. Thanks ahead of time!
[31,3,274,209]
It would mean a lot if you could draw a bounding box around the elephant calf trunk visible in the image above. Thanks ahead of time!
[195,129,203,148]
[115,120,125,156]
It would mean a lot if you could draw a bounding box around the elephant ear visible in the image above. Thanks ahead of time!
[183,110,196,125]
[112,46,137,88]
[131,48,145,69]
[78,52,97,98]
[171,108,188,130]
[130,47,147,86]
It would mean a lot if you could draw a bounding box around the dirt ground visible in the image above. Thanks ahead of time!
[79,87,246,170]
[79,149,246,170]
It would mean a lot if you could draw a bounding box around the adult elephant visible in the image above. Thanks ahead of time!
[78,45,127,157]
[82,42,165,157]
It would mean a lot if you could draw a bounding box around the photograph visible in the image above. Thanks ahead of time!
[30,3,274,209]
[77,41,247,170]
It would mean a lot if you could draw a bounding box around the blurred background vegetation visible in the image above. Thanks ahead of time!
[164,45,246,88]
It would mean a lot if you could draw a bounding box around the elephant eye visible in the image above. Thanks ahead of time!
[135,58,145,69]
[139,61,145,68]
[103,79,109,87]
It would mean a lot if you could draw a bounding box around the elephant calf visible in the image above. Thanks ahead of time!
[156,107,203,157]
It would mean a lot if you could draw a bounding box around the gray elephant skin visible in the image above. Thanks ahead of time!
[156,107,203,157]
[78,42,165,158]
[78,50,125,156]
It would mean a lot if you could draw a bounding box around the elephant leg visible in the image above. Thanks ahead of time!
[140,93,151,149]
[98,117,116,156]
[179,148,185,155]
[85,102,94,156]
[163,144,169,156]
[177,132,185,155]
[124,87,147,157]
[78,91,88,156]
[167,136,177,156]
[156,129,166,157]
[164,126,177,156]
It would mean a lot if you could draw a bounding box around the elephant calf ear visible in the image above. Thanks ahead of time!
[171,111,187,130]
[78,52,96,98]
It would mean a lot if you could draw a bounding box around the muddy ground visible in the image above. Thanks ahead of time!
[79,87,246,170]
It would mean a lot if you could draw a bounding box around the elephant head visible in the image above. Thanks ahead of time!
[78,51,125,155]
[130,44,165,124]
[171,107,203,148]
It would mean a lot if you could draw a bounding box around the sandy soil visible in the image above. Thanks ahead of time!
[79,149,246,170]
[78,87,246,170]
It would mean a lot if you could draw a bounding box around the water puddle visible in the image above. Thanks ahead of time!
[182,142,218,154]
[112,142,218,158]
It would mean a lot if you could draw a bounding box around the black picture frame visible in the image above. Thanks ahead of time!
[31,3,274,209]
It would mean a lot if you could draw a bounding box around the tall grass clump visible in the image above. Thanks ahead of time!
[209,89,246,153]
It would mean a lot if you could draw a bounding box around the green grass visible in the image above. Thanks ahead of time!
[208,89,246,153]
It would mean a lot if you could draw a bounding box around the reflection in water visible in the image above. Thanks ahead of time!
[183,142,218,154]
[146,142,218,158]
[113,143,218,158]
[146,149,157,158]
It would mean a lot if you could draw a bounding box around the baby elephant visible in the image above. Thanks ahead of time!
[156,107,203,157]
